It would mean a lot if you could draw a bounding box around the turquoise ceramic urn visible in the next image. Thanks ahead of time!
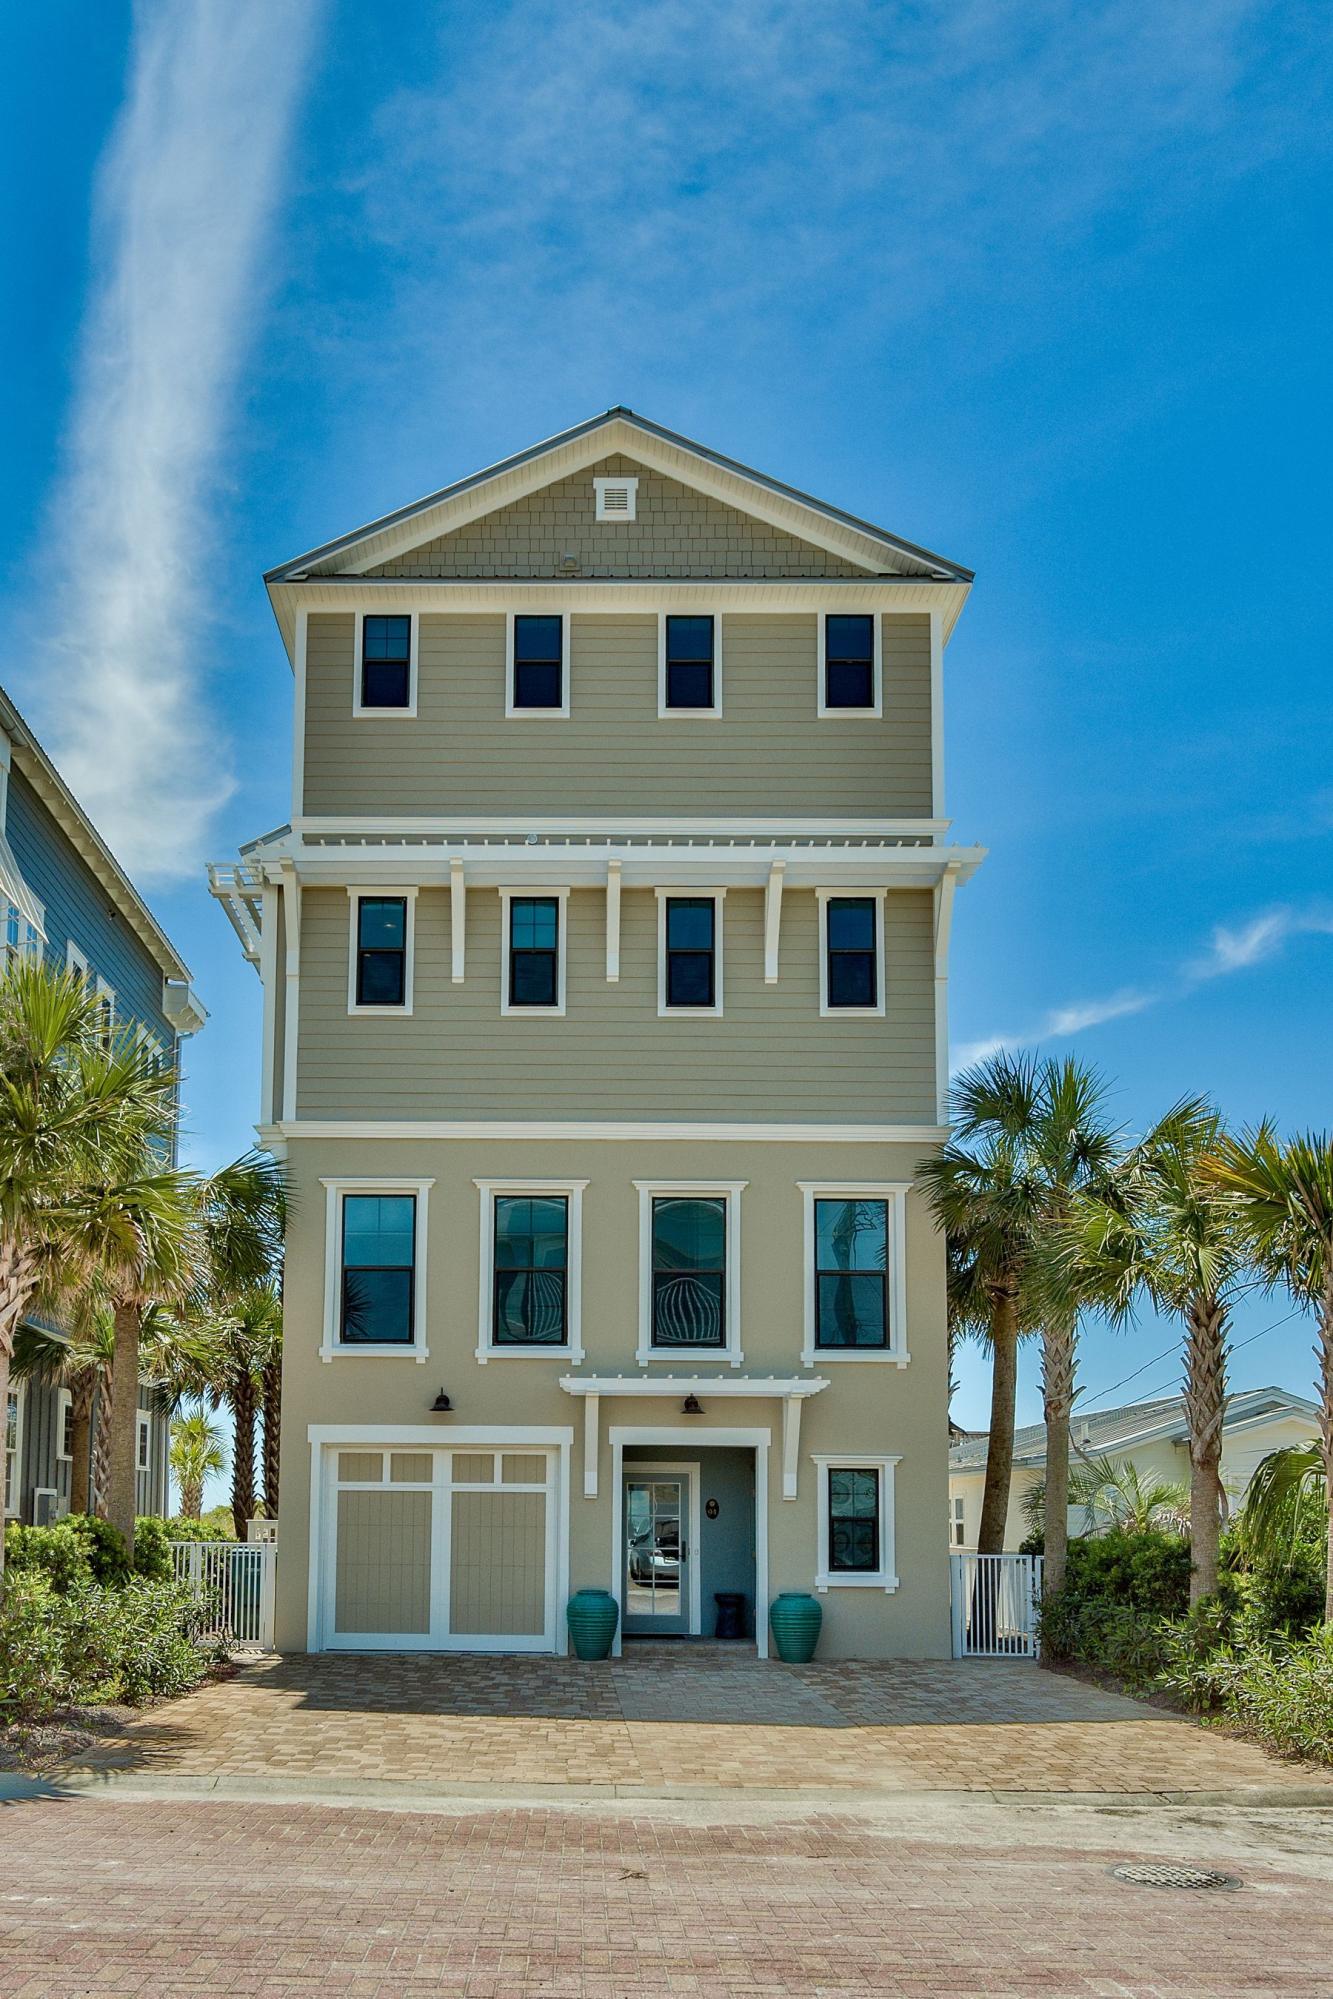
[566,1589,619,1660]
[768,1591,822,1663]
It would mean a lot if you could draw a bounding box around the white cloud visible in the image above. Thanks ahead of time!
[26,1,319,883]
[953,988,1154,1071]
[1192,906,1333,979]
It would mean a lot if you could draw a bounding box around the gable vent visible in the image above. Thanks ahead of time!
[594,475,638,523]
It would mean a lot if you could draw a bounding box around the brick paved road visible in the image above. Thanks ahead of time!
[55,1648,1333,1799]
[3,1790,1333,1997]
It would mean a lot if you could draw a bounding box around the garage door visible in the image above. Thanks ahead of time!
[321,1446,559,1652]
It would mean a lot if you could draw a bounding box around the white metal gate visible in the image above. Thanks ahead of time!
[949,1551,1043,1658]
[170,1541,277,1652]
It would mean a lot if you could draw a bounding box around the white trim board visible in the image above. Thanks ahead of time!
[260,1119,948,1145]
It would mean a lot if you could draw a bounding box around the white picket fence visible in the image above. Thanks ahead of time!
[949,1551,1043,1658]
[170,1540,277,1652]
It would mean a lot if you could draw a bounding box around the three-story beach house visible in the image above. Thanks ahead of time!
[210,409,981,1657]
[2,684,205,1525]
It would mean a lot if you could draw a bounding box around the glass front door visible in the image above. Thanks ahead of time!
[622,1474,690,1635]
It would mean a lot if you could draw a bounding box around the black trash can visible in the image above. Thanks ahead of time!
[714,1591,746,1640]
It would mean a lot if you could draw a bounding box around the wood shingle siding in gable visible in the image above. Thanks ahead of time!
[303,611,932,817]
[294,886,937,1123]
[360,457,873,580]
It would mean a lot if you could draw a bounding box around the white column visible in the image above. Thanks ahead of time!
[583,1393,600,1498]
[781,1394,803,1499]
[763,861,785,984]
[605,860,621,982]
[933,864,959,1125]
[450,857,466,983]
[280,860,301,1124]
[258,882,279,1126]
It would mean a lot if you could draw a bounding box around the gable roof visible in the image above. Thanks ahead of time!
[949,1386,1319,1473]
[0,682,199,1001]
[265,407,973,592]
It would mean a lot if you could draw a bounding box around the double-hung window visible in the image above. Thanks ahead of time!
[800,1183,909,1366]
[812,1454,900,1591]
[322,1179,433,1359]
[818,614,880,715]
[508,614,568,714]
[658,892,722,1015]
[349,892,413,1013]
[503,893,564,1011]
[660,614,719,714]
[814,1197,889,1349]
[358,614,414,712]
[475,1179,586,1360]
[3,1386,20,1517]
[635,1182,745,1363]
[136,1412,152,1475]
[819,892,883,1016]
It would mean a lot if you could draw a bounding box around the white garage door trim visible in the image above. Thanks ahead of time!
[307,1424,572,1654]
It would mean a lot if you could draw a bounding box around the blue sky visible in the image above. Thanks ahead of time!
[2,1,1330,1488]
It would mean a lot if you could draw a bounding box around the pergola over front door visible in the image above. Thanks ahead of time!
[558,1374,830,1501]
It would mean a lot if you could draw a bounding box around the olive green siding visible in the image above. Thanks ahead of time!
[296,885,937,1123]
[276,1134,952,1659]
[363,455,870,580]
[303,610,932,818]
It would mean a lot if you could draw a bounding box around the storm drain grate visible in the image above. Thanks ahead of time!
[1111,1862,1240,1891]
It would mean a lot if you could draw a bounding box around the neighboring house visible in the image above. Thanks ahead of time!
[209,406,982,1658]
[948,1386,1321,1551]
[0,685,205,1526]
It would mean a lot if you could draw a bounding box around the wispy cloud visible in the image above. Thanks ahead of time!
[956,900,1333,1069]
[25,1,319,882]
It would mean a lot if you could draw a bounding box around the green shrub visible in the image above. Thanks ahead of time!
[164,1515,234,1543]
[67,1513,131,1585]
[132,1516,173,1581]
[0,1571,216,1721]
[1226,1626,1333,1765]
[1061,1528,1192,1617]
[3,1520,93,1592]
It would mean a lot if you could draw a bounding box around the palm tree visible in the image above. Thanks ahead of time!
[920,1053,1119,1594]
[1237,1443,1323,1568]
[1064,1099,1249,1604]
[170,1408,226,1518]
[1021,1454,1191,1540]
[205,1285,282,1537]
[1206,1127,1333,1619]
[0,959,177,1570]
[261,1324,282,1519]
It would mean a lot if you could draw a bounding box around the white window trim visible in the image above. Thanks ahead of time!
[320,1176,435,1363]
[798,1182,911,1368]
[347,887,417,1018]
[94,977,116,1042]
[594,475,638,522]
[474,1178,588,1363]
[951,1495,967,1548]
[353,609,419,719]
[136,1410,152,1474]
[816,887,886,1019]
[66,941,88,982]
[811,1453,901,1592]
[657,611,723,718]
[56,1388,73,1463]
[499,885,569,1017]
[4,1381,24,1517]
[506,611,572,719]
[816,611,883,719]
[656,887,725,1018]
[634,1180,746,1368]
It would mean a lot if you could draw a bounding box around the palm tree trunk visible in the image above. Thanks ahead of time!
[0,1238,38,1579]
[261,1356,281,1517]
[977,1277,1020,1554]
[1320,1274,1333,1623]
[230,1374,258,1540]
[92,1380,112,1516]
[107,1300,142,1559]
[1041,1312,1077,1603]
[180,1473,203,1519]
[68,1376,94,1516]
[1183,1292,1227,1606]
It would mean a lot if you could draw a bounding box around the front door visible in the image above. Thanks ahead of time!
[622,1472,691,1635]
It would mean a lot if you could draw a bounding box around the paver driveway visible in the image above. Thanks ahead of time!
[57,1643,1333,1799]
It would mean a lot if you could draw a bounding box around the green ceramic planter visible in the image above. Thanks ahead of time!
[769,1591,822,1663]
[566,1589,619,1660]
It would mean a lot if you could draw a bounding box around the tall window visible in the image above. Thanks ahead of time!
[493,1196,568,1345]
[136,1413,152,1473]
[664,897,716,1008]
[825,897,878,1009]
[829,1468,880,1573]
[814,1197,889,1348]
[340,1194,417,1345]
[651,1196,726,1348]
[823,614,875,709]
[508,896,559,1007]
[663,615,715,710]
[355,897,408,1007]
[361,615,412,709]
[511,616,564,710]
[3,1388,18,1515]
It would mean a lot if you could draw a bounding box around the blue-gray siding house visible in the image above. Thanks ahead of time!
[1,683,205,1526]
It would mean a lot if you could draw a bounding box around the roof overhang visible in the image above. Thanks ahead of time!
[263,408,973,661]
